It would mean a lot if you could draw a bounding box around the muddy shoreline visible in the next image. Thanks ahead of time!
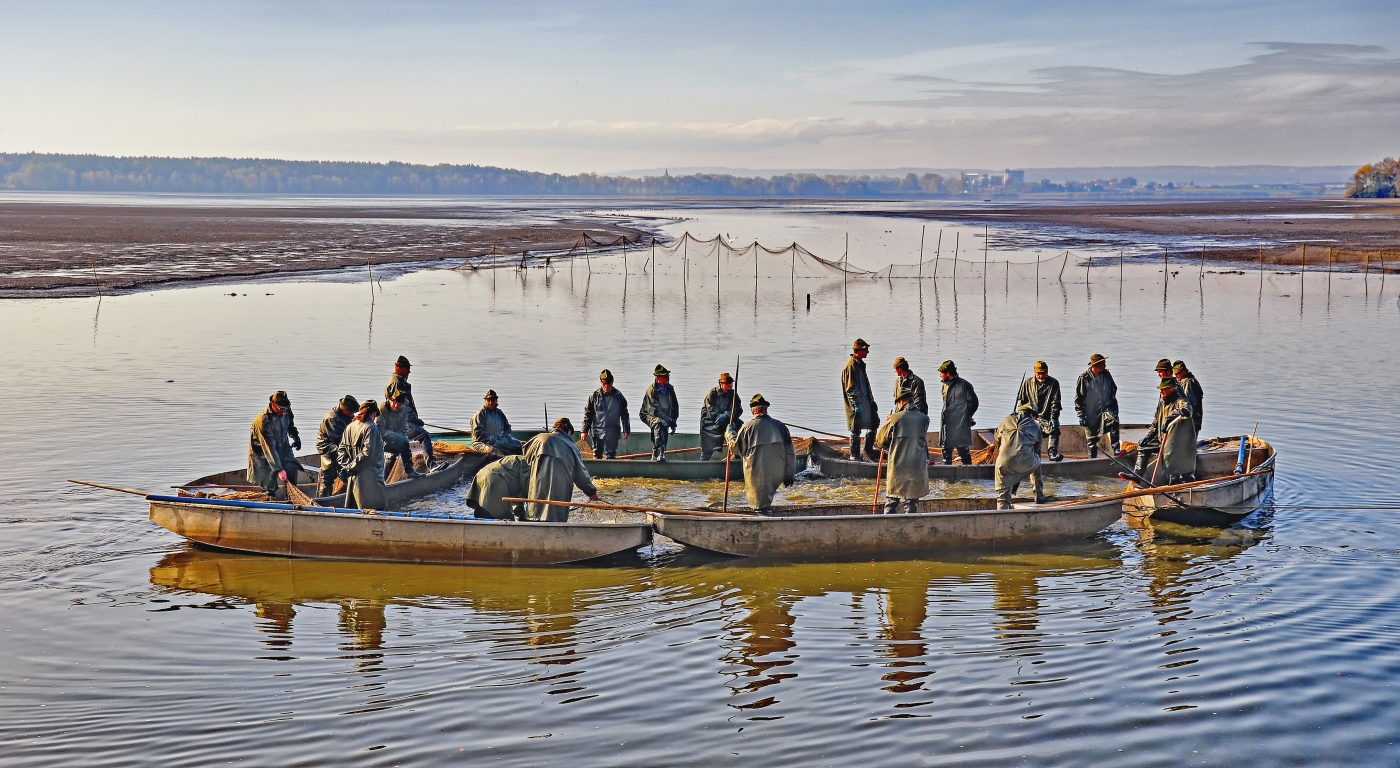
[0,200,646,297]
[880,198,1400,269]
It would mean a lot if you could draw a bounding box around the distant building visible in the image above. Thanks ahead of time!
[1004,169,1025,185]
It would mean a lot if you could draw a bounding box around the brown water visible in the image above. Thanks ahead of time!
[3,201,1400,765]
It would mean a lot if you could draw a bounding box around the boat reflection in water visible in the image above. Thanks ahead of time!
[149,513,1267,718]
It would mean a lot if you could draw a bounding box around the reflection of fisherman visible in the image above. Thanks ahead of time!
[582,369,630,459]
[1016,360,1063,462]
[842,338,879,461]
[994,404,1047,509]
[727,394,797,515]
[639,364,680,462]
[892,356,929,414]
[470,389,522,454]
[699,372,743,460]
[1074,354,1120,458]
[938,360,979,465]
[1172,360,1204,433]
[522,418,599,522]
[875,391,931,514]
[338,400,387,509]
[466,454,531,520]
[315,395,359,497]
[378,389,425,478]
[1133,378,1198,483]
[248,390,299,498]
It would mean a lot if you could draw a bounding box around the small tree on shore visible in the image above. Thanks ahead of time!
[1345,158,1399,198]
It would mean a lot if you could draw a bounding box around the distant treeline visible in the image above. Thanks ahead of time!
[1346,158,1398,198]
[0,153,953,198]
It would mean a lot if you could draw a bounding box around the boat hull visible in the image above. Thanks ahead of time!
[150,498,653,565]
[1124,438,1275,522]
[652,496,1125,559]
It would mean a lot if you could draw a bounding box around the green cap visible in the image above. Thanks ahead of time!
[1017,403,1035,412]
[852,338,870,351]
[484,389,498,400]
[338,395,360,412]
[361,399,380,414]
[750,393,769,408]
[553,417,574,433]
[893,356,910,370]
[599,369,614,384]
[388,387,408,403]
[654,364,670,377]
[938,360,957,374]
[1157,378,1178,390]
[1172,360,1187,373]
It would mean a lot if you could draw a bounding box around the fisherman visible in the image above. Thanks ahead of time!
[582,369,630,459]
[338,400,387,509]
[1130,378,1198,484]
[937,360,980,465]
[893,357,929,414]
[994,404,1047,509]
[1074,354,1121,458]
[699,372,743,460]
[1172,361,1204,433]
[385,355,418,414]
[842,339,879,461]
[1016,361,1064,462]
[315,395,359,497]
[522,418,599,522]
[639,364,680,462]
[378,389,425,478]
[248,391,299,498]
[726,394,797,515]
[875,390,931,514]
[470,389,522,454]
[465,454,531,520]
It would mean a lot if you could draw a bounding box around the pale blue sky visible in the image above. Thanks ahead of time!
[0,1,1394,172]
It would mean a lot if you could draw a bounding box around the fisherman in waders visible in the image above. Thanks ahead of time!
[639,365,680,462]
[938,360,979,465]
[1074,354,1122,458]
[1016,360,1064,462]
[893,356,929,415]
[1172,361,1204,433]
[842,339,879,461]
[522,418,599,522]
[471,389,522,455]
[699,372,743,461]
[466,454,531,520]
[726,394,797,515]
[994,404,1048,509]
[378,389,427,478]
[1128,378,1198,484]
[315,395,359,497]
[249,390,299,498]
[582,369,630,459]
[338,400,387,509]
[875,390,931,514]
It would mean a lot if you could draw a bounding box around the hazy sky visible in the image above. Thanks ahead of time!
[1,1,1395,173]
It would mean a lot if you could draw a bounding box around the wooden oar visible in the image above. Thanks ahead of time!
[424,422,473,436]
[783,422,848,440]
[501,497,756,518]
[1039,469,1272,508]
[613,445,704,460]
[68,479,149,497]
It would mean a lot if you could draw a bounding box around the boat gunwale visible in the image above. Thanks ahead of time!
[650,496,1122,524]
[149,497,652,531]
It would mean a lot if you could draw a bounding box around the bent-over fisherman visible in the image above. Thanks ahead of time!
[248,390,299,498]
[522,418,599,522]
[466,454,531,520]
[639,364,680,462]
[893,357,929,415]
[842,339,879,461]
[315,395,359,497]
[378,389,426,478]
[338,400,387,509]
[938,360,980,465]
[994,404,1047,509]
[875,391,931,514]
[1131,378,1197,484]
[470,389,522,454]
[582,369,630,459]
[1074,354,1121,458]
[727,394,797,515]
[699,372,743,460]
[1016,361,1064,462]
[1172,361,1204,433]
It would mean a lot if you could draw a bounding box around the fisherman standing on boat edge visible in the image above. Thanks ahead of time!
[248,390,299,499]
[583,369,630,459]
[699,372,743,460]
[875,390,931,514]
[938,360,979,465]
[842,339,880,461]
[727,394,797,515]
[893,357,929,415]
[315,395,359,497]
[639,364,680,462]
[1074,354,1121,458]
[471,389,522,455]
[1017,360,1064,462]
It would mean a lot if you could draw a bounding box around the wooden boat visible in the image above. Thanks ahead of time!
[808,424,1152,481]
[1123,435,1275,524]
[651,494,1125,559]
[432,430,807,481]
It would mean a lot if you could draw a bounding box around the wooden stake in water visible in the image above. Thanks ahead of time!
[983,224,989,279]
[933,229,942,278]
[918,226,925,280]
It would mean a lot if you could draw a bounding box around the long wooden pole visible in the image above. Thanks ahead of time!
[782,422,848,440]
[723,356,740,514]
[68,479,149,496]
[501,497,755,518]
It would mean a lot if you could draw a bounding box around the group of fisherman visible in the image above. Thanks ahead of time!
[246,343,1205,521]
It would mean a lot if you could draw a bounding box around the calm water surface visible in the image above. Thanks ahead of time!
[3,203,1400,766]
